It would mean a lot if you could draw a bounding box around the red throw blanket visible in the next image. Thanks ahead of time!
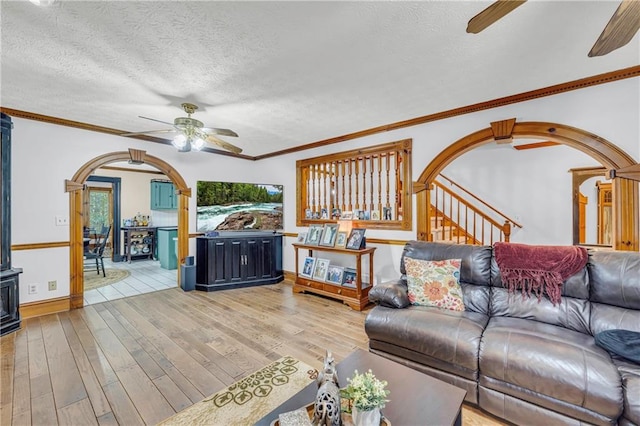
[493,242,588,305]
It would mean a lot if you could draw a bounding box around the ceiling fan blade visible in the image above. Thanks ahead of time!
[466,0,527,34]
[139,116,175,126]
[206,134,243,154]
[120,129,176,137]
[588,0,640,57]
[203,127,239,137]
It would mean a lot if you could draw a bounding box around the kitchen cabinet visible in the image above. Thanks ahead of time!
[150,180,177,210]
[196,232,283,291]
[157,227,178,270]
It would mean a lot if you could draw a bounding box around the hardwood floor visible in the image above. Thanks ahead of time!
[1,282,505,425]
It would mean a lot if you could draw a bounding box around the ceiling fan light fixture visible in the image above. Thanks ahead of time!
[172,134,187,149]
[191,136,205,151]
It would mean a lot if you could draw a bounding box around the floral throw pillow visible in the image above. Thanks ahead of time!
[403,257,465,311]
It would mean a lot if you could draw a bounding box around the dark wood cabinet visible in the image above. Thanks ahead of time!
[1,112,21,336]
[196,232,283,291]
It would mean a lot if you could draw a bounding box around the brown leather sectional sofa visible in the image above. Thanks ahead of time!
[365,241,640,425]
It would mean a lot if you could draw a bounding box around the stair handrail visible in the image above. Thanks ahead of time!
[434,183,507,232]
[438,174,523,228]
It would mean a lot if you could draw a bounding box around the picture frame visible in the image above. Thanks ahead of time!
[312,258,331,282]
[371,210,380,221]
[321,208,329,219]
[305,224,324,245]
[345,228,366,250]
[319,223,339,247]
[342,267,357,288]
[296,232,307,243]
[300,257,316,278]
[325,265,345,285]
[341,211,353,220]
[383,206,393,221]
[363,210,371,220]
[335,231,348,248]
[305,209,313,219]
[331,208,341,219]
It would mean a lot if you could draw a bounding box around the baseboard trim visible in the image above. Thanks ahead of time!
[21,296,70,319]
[283,270,295,283]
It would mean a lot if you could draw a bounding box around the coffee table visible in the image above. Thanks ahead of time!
[256,349,466,426]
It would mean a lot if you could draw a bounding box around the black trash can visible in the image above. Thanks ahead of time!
[181,256,196,292]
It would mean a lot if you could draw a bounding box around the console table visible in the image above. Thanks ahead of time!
[292,243,375,311]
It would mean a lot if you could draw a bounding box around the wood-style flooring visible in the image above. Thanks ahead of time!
[1,282,505,425]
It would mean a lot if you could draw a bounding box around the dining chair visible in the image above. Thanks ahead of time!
[84,224,111,277]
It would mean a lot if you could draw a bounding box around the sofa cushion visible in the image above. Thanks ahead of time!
[589,250,640,309]
[490,254,590,333]
[480,317,623,421]
[401,241,492,315]
[365,305,488,381]
[613,358,640,425]
[404,257,464,311]
[490,287,591,334]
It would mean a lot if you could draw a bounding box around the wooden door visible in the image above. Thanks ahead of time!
[597,182,612,245]
[578,192,587,244]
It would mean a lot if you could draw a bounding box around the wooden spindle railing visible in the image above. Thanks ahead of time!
[428,177,519,245]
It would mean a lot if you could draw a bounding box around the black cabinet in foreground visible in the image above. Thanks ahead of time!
[196,232,283,291]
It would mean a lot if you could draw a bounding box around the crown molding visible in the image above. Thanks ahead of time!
[2,65,638,161]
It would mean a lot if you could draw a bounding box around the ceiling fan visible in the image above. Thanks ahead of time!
[123,103,242,154]
[466,0,640,57]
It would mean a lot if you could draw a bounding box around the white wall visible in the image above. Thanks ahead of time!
[10,77,639,303]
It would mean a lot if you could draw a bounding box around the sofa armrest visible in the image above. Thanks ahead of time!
[369,279,410,309]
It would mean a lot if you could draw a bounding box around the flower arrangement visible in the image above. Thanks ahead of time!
[341,369,390,411]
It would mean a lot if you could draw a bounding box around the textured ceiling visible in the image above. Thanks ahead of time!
[1,1,638,157]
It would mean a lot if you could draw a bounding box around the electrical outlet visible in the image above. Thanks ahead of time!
[48,280,57,291]
[55,215,69,226]
[28,284,38,294]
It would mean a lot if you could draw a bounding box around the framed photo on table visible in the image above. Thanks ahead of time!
[346,228,366,250]
[296,232,307,243]
[319,223,339,247]
[305,224,324,245]
[312,258,330,282]
[335,231,348,248]
[325,265,345,285]
[300,257,316,278]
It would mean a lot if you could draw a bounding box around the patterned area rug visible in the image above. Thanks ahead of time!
[159,356,315,425]
[84,268,130,291]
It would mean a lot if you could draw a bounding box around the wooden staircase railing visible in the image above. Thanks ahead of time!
[428,175,522,245]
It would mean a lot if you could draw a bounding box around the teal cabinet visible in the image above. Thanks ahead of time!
[150,180,177,210]
[157,228,178,270]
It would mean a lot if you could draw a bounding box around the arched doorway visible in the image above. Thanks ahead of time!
[414,120,639,251]
[65,148,191,309]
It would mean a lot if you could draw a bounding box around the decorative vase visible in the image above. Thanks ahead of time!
[352,406,381,426]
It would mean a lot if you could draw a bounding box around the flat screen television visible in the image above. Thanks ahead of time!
[197,181,283,232]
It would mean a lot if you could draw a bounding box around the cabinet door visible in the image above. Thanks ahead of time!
[258,238,274,279]
[151,182,177,210]
[226,240,244,283]
[244,238,260,281]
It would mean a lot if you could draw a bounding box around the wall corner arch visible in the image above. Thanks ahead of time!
[66,149,190,309]
[414,121,639,251]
